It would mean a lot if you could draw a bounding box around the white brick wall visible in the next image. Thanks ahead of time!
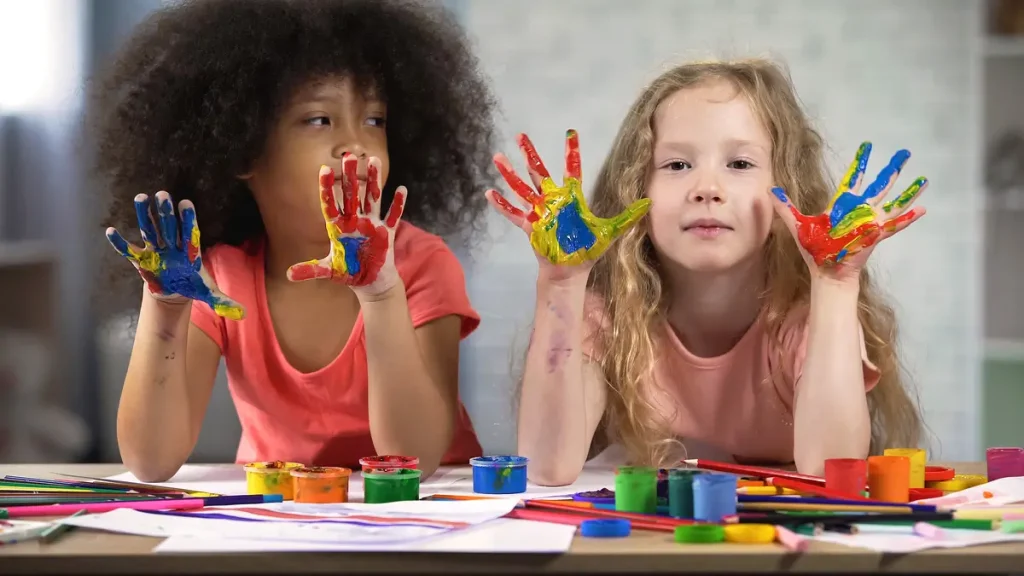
[456,0,984,460]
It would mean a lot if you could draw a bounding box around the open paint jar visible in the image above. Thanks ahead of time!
[363,468,422,503]
[290,466,352,504]
[470,456,528,494]
[359,455,419,473]
[614,466,658,514]
[243,461,303,500]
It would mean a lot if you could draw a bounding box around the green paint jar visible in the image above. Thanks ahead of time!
[614,466,658,514]
[363,468,422,504]
[667,469,701,519]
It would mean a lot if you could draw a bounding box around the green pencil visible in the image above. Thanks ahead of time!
[869,519,996,531]
[40,510,86,544]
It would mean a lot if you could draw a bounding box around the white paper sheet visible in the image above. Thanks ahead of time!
[811,523,1024,553]
[0,520,51,544]
[61,499,520,548]
[913,477,1024,509]
[153,518,576,553]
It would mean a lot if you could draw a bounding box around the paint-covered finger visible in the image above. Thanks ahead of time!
[517,133,552,190]
[106,227,139,261]
[133,194,161,249]
[607,198,652,237]
[341,154,360,216]
[882,177,928,215]
[287,259,334,282]
[826,142,872,217]
[209,291,245,321]
[364,158,383,217]
[384,186,407,229]
[769,187,802,230]
[494,153,542,207]
[155,191,180,250]
[485,189,527,226]
[179,200,201,266]
[862,149,911,206]
[564,129,582,181]
[319,166,341,220]
[882,206,925,236]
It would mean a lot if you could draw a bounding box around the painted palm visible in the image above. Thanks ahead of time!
[488,130,651,266]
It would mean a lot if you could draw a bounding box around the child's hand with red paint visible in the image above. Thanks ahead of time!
[485,130,650,280]
[287,155,407,299]
[768,142,928,282]
[106,192,245,320]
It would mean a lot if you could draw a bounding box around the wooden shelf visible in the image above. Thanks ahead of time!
[985,36,1024,58]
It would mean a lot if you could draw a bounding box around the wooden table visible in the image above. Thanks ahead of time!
[2,462,1023,574]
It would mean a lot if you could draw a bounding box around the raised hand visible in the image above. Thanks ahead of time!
[485,130,651,267]
[286,155,406,296]
[769,142,928,273]
[106,192,245,320]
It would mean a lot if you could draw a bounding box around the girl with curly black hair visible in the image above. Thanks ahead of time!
[91,0,499,481]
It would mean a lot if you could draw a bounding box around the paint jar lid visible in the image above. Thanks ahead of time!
[290,466,352,479]
[470,456,528,468]
[363,468,422,480]
[243,461,303,473]
[924,466,955,482]
[674,524,725,543]
[908,487,944,501]
[359,455,419,468]
[580,519,631,538]
[723,523,776,543]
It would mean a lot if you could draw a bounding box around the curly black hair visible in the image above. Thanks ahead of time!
[88,0,499,311]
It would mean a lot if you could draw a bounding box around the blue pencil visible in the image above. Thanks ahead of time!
[737,494,938,512]
[202,494,283,506]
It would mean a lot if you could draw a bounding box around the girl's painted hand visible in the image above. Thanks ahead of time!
[287,155,406,299]
[106,192,245,320]
[769,142,928,282]
[485,130,651,273]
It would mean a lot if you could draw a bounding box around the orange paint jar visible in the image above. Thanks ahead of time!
[290,466,352,504]
[868,455,910,503]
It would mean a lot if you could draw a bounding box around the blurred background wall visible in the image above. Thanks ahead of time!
[0,0,1022,465]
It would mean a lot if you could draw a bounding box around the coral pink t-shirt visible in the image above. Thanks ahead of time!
[583,294,880,465]
[190,222,483,467]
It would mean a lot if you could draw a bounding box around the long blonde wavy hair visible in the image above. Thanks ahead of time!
[586,59,924,466]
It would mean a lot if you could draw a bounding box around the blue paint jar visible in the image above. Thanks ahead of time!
[470,456,528,494]
[691,473,737,522]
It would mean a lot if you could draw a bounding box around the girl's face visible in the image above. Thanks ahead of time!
[246,76,389,243]
[646,80,775,273]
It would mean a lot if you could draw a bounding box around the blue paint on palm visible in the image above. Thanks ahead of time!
[339,237,367,276]
[828,149,910,227]
[554,198,597,255]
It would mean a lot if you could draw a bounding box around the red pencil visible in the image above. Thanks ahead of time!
[681,459,826,486]
[764,476,873,502]
[524,499,694,528]
[507,508,676,532]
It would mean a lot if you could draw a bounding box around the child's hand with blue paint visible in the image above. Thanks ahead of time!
[768,142,928,280]
[105,191,245,320]
[286,155,406,299]
[485,130,651,274]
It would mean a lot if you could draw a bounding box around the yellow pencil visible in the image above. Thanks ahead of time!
[953,508,1024,520]
[737,486,799,496]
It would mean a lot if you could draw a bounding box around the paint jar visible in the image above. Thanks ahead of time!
[987,447,1024,481]
[358,455,419,473]
[243,461,303,500]
[470,456,528,494]
[691,473,737,522]
[667,469,701,519]
[290,466,352,504]
[363,468,422,504]
[824,458,867,497]
[884,448,926,488]
[614,466,658,514]
[868,455,910,503]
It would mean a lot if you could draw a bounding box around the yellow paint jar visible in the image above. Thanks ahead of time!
[243,461,303,500]
[884,448,926,488]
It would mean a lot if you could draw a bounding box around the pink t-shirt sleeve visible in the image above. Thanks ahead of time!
[401,245,480,338]
[773,305,881,403]
[189,249,227,352]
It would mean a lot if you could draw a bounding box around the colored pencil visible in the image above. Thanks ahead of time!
[738,502,919,514]
[507,507,675,532]
[681,459,826,486]
[523,499,691,528]
[40,510,86,544]
[764,476,874,502]
[871,519,996,531]
[3,476,132,492]
[738,494,938,512]
[735,512,957,526]
[0,497,205,519]
[53,473,222,497]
